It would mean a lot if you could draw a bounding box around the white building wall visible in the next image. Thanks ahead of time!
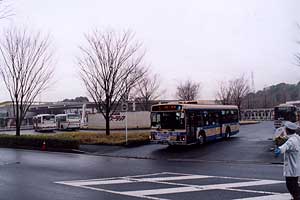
[87,111,151,129]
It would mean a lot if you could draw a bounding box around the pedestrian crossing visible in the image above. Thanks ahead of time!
[55,172,291,200]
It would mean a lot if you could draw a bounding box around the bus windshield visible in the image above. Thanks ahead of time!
[151,112,185,130]
[67,114,80,119]
[43,115,55,122]
[274,107,296,122]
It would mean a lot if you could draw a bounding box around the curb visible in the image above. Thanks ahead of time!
[79,151,283,165]
[240,121,260,125]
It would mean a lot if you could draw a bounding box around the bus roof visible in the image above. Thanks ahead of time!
[34,114,55,117]
[55,113,78,116]
[275,104,297,108]
[151,103,238,111]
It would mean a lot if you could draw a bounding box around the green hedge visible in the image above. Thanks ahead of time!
[0,134,79,150]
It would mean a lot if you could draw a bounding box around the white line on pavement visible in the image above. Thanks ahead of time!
[57,174,212,186]
[120,180,284,197]
[233,193,291,200]
[78,185,170,200]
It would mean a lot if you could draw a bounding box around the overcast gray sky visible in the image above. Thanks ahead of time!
[1,0,300,102]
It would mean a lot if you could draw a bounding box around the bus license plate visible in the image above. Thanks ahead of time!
[158,134,169,140]
[170,136,177,141]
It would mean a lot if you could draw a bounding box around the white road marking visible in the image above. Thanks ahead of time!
[56,172,166,184]
[121,186,201,196]
[59,179,133,187]
[203,180,284,190]
[121,180,283,196]
[77,185,170,200]
[55,172,290,200]
[133,174,213,182]
[57,175,212,187]
[233,193,291,200]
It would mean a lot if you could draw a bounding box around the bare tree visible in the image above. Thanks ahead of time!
[78,30,146,135]
[216,81,232,105]
[216,76,250,116]
[230,76,250,112]
[0,27,54,136]
[0,0,12,20]
[176,80,201,101]
[134,72,161,111]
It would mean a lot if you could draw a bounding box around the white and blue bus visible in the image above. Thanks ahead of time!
[150,102,239,145]
[274,104,298,129]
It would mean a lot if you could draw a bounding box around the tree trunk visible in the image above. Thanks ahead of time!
[15,116,21,136]
[15,104,20,136]
[16,123,21,136]
[105,116,110,136]
[105,99,111,135]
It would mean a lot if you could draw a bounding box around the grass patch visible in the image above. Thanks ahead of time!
[0,134,79,149]
[0,131,151,150]
[54,131,151,146]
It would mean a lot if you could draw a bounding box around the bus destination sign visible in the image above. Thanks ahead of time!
[152,105,182,111]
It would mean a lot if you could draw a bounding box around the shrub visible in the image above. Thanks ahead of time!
[0,134,79,149]
[54,131,150,146]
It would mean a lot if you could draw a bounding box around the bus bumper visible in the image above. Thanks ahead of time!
[150,140,187,145]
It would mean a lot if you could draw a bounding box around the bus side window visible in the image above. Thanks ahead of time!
[208,111,215,125]
[203,111,209,126]
[224,110,230,123]
[214,112,220,125]
[196,112,203,127]
[221,110,225,124]
[37,117,41,124]
[233,110,238,122]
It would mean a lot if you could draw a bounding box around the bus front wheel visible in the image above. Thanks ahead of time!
[198,132,206,145]
[225,127,231,140]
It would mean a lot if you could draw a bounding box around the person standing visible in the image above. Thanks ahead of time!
[275,121,300,200]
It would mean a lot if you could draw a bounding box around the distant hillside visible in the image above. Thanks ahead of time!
[242,82,300,109]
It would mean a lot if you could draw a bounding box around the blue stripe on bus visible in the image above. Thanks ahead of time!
[201,123,239,130]
[205,130,239,141]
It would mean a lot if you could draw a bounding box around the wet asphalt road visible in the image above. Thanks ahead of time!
[0,121,291,200]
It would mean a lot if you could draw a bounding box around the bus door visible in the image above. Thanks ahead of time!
[186,111,198,143]
[220,110,227,137]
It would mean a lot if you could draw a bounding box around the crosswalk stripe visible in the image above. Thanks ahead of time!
[58,179,133,187]
[121,180,284,197]
[121,186,201,196]
[57,175,212,186]
[233,193,291,200]
[131,175,213,182]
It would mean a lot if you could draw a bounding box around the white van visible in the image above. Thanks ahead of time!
[33,114,56,132]
[55,113,81,130]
